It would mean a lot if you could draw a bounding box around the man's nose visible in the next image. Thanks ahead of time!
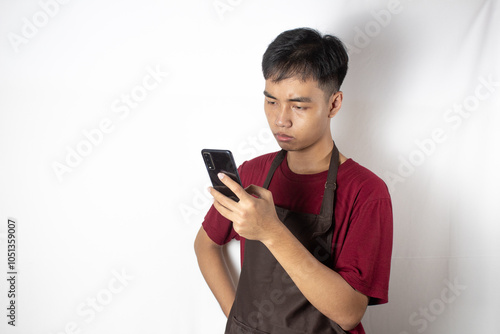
[275,106,292,127]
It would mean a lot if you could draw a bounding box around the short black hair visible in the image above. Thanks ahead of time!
[262,28,349,97]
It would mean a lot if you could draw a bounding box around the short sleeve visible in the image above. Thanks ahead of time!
[202,204,239,245]
[335,194,393,305]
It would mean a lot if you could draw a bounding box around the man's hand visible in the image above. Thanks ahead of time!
[208,173,283,243]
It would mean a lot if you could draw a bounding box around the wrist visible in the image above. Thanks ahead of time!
[262,218,286,248]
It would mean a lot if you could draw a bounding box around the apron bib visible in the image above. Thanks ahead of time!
[225,143,346,334]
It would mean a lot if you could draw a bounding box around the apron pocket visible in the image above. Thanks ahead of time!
[229,316,311,334]
[229,316,271,334]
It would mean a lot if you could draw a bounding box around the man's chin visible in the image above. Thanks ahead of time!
[276,140,298,151]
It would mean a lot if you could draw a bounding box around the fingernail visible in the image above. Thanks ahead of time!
[218,173,224,180]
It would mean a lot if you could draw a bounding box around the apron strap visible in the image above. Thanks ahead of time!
[319,142,340,221]
[262,149,287,189]
[262,143,339,223]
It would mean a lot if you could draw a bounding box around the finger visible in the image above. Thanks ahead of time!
[244,184,270,199]
[217,173,247,200]
[212,196,234,221]
[208,186,237,212]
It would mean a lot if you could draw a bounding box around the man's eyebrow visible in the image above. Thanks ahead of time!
[288,96,312,103]
[263,90,276,99]
[263,90,312,103]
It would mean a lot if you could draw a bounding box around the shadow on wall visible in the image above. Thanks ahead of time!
[327,6,459,334]
[332,6,408,167]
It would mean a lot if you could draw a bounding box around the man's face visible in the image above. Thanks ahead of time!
[264,77,339,152]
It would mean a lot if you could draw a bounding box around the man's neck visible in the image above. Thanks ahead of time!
[286,139,346,175]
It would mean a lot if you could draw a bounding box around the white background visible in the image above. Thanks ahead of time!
[1,0,499,333]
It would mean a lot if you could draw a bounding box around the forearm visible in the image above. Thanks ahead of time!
[263,223,368,331]
[194,228,236,317]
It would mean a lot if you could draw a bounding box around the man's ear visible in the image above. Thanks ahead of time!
[328,91,343,118]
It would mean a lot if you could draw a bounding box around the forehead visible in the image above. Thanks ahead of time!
[264,77,324,99]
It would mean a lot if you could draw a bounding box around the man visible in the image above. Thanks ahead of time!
[194,27,393,334]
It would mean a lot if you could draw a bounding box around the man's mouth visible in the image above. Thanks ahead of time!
[275,133,294,142]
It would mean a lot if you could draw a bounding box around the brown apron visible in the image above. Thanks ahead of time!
[225,143,346,334]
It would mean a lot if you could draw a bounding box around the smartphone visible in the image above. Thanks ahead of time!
[201,149,242,202]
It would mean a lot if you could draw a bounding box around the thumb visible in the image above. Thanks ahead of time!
[245,184,270,199]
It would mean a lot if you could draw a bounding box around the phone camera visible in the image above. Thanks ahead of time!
[203,153,215,170]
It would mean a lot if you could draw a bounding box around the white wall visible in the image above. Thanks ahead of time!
[0,0,498,333]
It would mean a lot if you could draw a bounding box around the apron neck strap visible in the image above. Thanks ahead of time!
[263,149,287,189]
[263,143,340,221]
[319,142,339,221]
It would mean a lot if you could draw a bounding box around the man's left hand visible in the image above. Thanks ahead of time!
[208,173,283,243]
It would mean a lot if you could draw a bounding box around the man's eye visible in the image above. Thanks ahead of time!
[293,105,306,110]
[266,100,276,105]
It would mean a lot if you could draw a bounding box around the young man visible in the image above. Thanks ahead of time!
[194,28,393,334]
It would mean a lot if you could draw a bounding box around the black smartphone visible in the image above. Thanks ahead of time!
[201,149,242,202]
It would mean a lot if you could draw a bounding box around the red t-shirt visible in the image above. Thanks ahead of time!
[202,151,393,331]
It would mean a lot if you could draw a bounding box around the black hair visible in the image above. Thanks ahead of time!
[262,28,349,97]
